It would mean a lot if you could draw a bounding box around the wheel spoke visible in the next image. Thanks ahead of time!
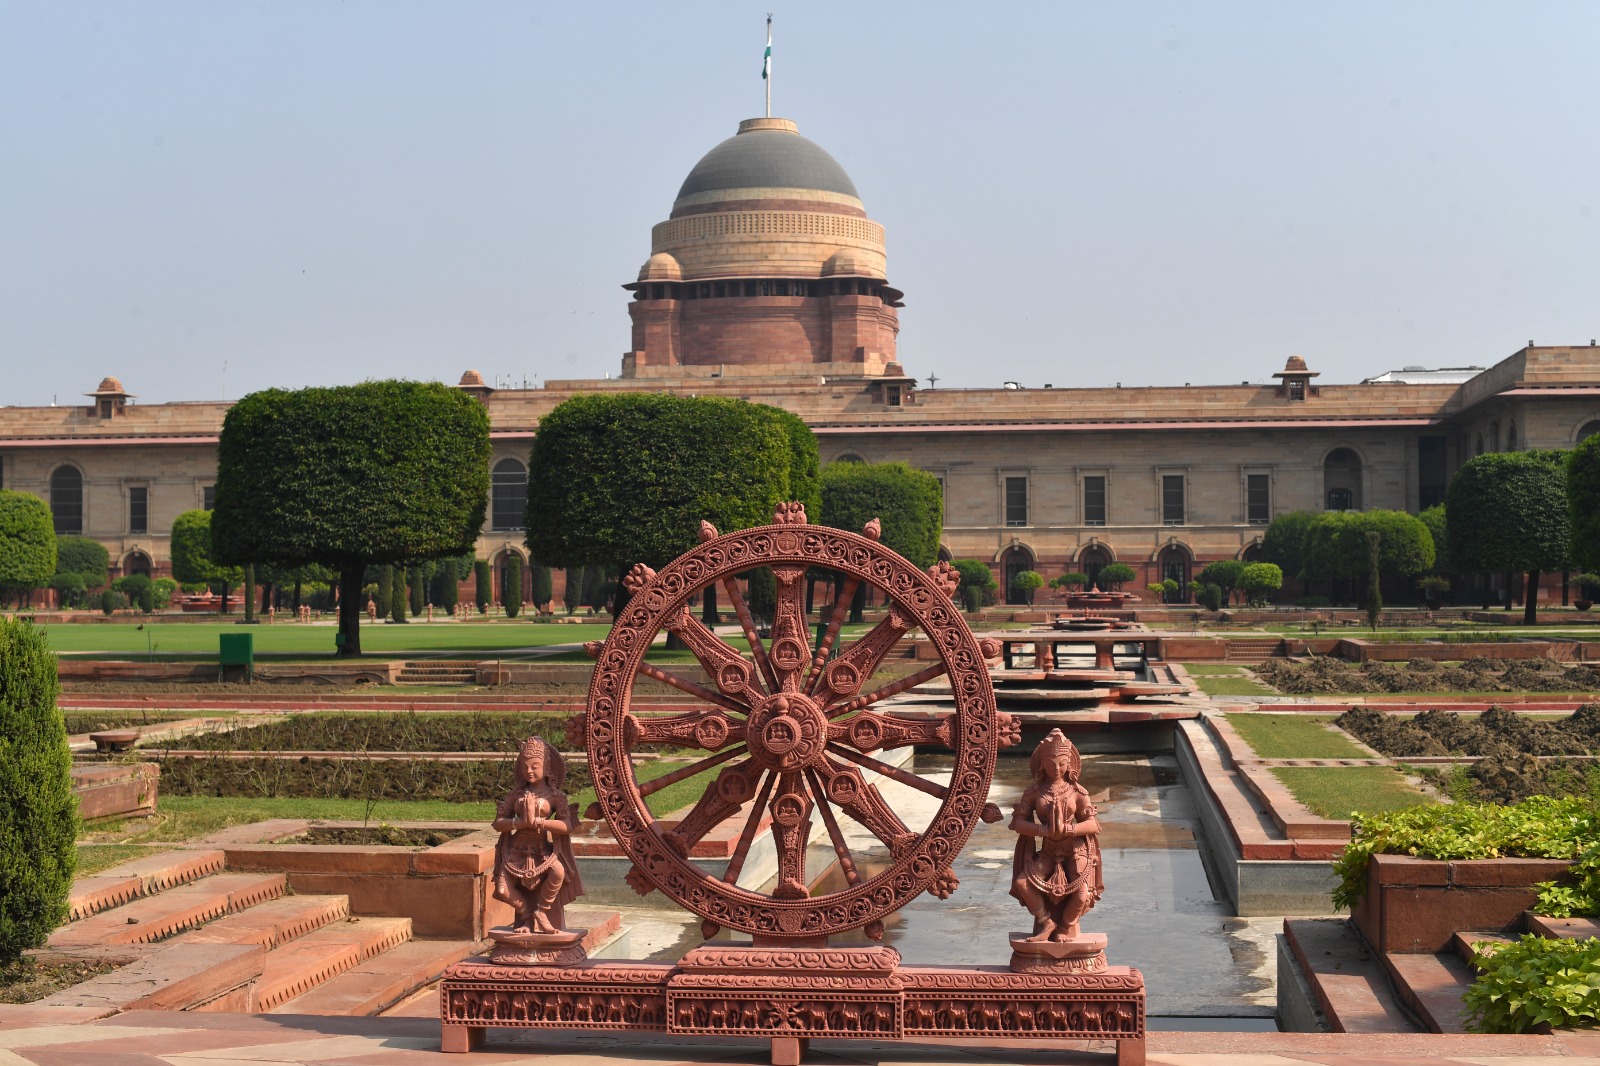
[767,770,813,899]
[804,766,862,887]
[636,662,751,717]
[720,574,779,693]
[721,769,776,886]
[765,566,811,693]
[808,605,918,709]
[638,744,747,800]
[661,755,765,857]
[825,661,948,719]
[827,710,953,752]
[626,709,745,750]
[663,605,764,705]
[803,573,860,694]
[809,755,917,858]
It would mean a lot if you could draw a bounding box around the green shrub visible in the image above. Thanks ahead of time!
[1462,934,1600,1033]
[504,555,523,618]
[0,618,77,963]
[113,574,153,614]
[47,572,87,609]
[432,565,459,615]
[1535,841,1600,918]
[151,577,178,610]
[1239,561,1283,605]
[53,535,108,588]
[389,567,408,624]
[98,589,118,615]
[530,561,553,614]
[0,492,56,602]
[563,567,581,614]
[408,565,425,617]
[474,561,491,614]
[1333,795,1600,910]
[952,560,998,612]
[1196,582,1224,611]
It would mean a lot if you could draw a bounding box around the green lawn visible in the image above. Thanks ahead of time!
[34,621,615,659]
[1181,664,1274,696]
[1270,766,1433,819]
[1224,713,1372,759]
[1182,663,1248,676]
[75,842,173,875]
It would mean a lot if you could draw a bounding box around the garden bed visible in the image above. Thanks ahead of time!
[154,754,523,802]
[303,825,473,847]
[0,957,122,1004]
[1255,656,1600,695]
[164,711,573,753]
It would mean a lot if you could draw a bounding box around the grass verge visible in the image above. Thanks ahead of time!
[1270,766,1432,820]
[74,842,172,875]
[1224,713,1370,759]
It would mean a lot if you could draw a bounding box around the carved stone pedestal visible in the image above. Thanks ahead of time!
[487,927,587,967]
[440,947,1146,1065]
[1008,930,1109,974]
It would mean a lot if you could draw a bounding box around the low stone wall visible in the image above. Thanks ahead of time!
[1350,853,1574,954]
[58,659,399,684]
[72,761,158,821]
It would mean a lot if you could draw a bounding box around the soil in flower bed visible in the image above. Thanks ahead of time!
[1256,656,1600,695]
[303,825,474,847]
[1338,705,1600,804]
[62,711,197,734]
[174,712,575,753]
[1,957,121,1004]
[156,754,554,801]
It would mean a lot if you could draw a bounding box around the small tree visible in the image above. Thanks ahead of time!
[1239,562,1283,606]
[112,574,154,614]
[530,560,553,614]
[952,560,998,613]
[1012,569,1045,605]
[170,510,242,615]
[504,555,523,619]
[1196,560,1245,605]
[1098,562,1136,591]
[1195,583,1224,611]
[1051,571,1088,591]
[375,566,394,617]
[0,491,56,606]
[1364,530,1383,629]
[1448,450,1571,624]
[473,561,491,614]
[0,618,76,963]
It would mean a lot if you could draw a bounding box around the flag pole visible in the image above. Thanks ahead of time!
[764,14,772,118]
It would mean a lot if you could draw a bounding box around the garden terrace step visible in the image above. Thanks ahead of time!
[68,848,226,921]
[1382,950,1475,1033]
[267,937,475,1015]
[245,915,413,1012]
[1225,638,1284,664]
[1281,918,1423,1033]
[1451,930,1515,968]
[166,894,349,949]
[49,873,287,949]
[1526,913,1600,939]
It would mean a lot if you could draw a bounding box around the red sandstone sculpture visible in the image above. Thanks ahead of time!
[1011,729,1104,942]
[488,737,585,964]
[442,503,1144,1065]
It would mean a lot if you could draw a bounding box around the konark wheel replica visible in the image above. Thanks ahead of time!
[579,502,1016,943]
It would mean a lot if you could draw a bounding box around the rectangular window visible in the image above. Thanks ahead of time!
[1246,474,1270,525]
[1288,379,1306,401]
[1083,476,1106,526]
[1004,476,1028,527]
[202,485,216,511]
[1162,475,1185,525]
[128,487,148,535]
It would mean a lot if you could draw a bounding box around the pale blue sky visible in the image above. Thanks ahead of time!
[3,2,1596,404]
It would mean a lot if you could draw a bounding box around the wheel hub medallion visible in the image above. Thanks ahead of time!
[745,693,826,772]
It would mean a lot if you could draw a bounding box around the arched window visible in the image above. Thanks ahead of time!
[51,466,83,535]
[833,453,866,464]
[1323,448,1362,511]
[1001,544,1035,605]
[1078,545,1111,590]
[491,459,527,532]
[123,550,152,579]
[1578,419,1600,443]
[1158,544,1192,602]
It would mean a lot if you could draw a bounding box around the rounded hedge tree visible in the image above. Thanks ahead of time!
[0,491,56,603]
[170,509,243,615]
[212,381,491,655]
[53,535,108,589]
[952,559,998,613]
[0,618,76,963]
[1447,450,1571,624]
[820,460,944,621]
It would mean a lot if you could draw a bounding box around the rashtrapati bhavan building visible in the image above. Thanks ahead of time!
[4,116,1600,604]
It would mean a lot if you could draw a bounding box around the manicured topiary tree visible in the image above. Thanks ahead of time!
[1448,450,1571,624]
[1098,562,1136,591]
[952,560,998,613]
[503,555,523,619]
[562,568,581,614]
[473,561,491,614]
[0,491,56,606]
[389,567,408,624]
[408,565,425,617]
[530,560,553,615]
[1239,561,1283,606]
[1012,569,1045,605]
[212,381,491,655]
[820,460,943,621]
[170,510,242,615]
[0,618,76,963]
[1196,560,1244,605]
[53,535,108,590]
[526,394,819,616]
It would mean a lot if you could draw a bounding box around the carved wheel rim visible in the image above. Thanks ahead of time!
[584,513,1005,941]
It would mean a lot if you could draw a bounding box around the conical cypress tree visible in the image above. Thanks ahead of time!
[375,566,393,617]
[473,561,491,614]
[503,555,523,619]
[390,567,408,624]
[0,619,76,963]
[408,566,425,617]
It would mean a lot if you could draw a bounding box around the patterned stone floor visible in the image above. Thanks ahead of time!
[1,1009,1596,1065]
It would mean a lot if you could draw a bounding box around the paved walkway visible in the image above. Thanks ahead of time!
[1,1009,1596,1065]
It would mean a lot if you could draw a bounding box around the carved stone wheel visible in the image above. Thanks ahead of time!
[580,503,1015,943]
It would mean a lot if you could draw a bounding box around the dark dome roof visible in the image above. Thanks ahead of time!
[676,118,859,201]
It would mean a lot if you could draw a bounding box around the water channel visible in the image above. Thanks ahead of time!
[626,750,1279,1029]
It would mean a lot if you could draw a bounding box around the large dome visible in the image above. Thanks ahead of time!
[675,118,859,203]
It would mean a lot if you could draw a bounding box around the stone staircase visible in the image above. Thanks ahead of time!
[394,659,480,685]
[42,849,477,1016]
[1284,914,1600,1034]
[1224,637,1284,664]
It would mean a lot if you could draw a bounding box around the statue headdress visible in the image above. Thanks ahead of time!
[516,736,566,790]
[1029,728,1081,782]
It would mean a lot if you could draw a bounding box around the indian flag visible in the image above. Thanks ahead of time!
[762,25,771,80]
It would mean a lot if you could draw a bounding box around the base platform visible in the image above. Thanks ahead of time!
[440,945,1145,1065]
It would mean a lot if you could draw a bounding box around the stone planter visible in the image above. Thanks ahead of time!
[1351,852,1573,953]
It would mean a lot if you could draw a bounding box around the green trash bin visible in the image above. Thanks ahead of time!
[219,632,254,682]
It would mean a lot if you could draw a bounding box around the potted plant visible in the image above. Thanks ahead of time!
[1418,575,1450,610]
[1574,573,1600,612]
